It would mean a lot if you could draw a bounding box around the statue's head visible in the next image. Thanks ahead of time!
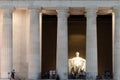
[76,52,80,57]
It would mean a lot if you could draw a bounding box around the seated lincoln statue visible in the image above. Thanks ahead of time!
[69,52,86,74]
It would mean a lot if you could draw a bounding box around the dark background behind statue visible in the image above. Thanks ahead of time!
[42,14,112,77]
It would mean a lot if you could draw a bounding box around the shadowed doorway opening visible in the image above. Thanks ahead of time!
[68,15,86,59]
[68,15,86,78]
[42,15,57,79]
[97,14,113,77]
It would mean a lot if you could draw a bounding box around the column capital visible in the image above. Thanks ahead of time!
[112,6,120,13]
[56,7,69,17]
[3,8,14,19]
[85,6,98,17]
[85,6,98,13]
[56,7,68,12]
[2,7,14,12]
[29,7,42,13]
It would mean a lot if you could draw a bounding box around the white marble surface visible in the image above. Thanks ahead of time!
[0,1,119,8]
[28,9,40,79]
[86,7,98,80]
[113,6,120,80]
[1,9,13,79]
[56,8,68,80]
[0,0,120,79]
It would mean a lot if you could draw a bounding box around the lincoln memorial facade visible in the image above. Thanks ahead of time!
[0,0,120,80]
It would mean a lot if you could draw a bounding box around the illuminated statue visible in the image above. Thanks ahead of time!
[69,52,86,74]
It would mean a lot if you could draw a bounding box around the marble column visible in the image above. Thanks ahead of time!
[56,7,68,80]
[1,8,13,79]
[113,6,120,80]
[86,7,98,80]
[39,12,42,79]
[0,10,3,79]
[28,8,41,79]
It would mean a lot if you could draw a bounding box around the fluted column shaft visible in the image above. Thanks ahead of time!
[1,8,13,79]
[28,8,40,79]
[56,8,68,80]
[86,7,98,80]
[113,6,120,80]
[0,10,3,78]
